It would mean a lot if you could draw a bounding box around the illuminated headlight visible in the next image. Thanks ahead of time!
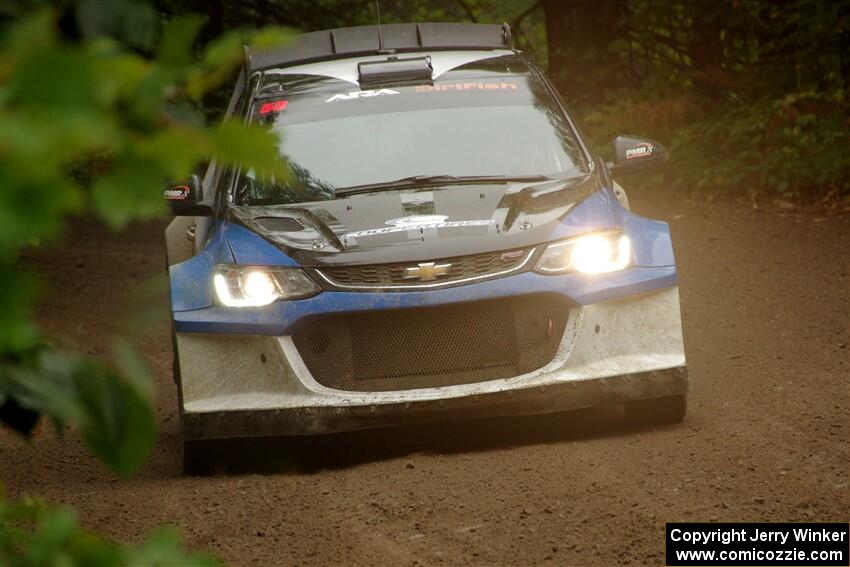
[535,232,632,275]
[213,265,320,307]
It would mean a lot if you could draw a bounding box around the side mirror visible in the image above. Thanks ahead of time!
[164,175,212,216]
[609,135,669,174]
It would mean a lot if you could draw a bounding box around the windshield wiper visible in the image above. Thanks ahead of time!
[333,174,552,197]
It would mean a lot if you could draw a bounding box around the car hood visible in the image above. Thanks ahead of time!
[228,173,602,266]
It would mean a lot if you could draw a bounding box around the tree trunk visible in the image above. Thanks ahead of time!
[542,0,625,104]
[687,6,725,98]
[542,0,570,83]
[837,3,850,90]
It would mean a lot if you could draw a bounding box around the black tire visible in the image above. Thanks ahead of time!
[171,345,180,385]
[170,321,181,385]
[182,438,222,476]
[624,393,687,426]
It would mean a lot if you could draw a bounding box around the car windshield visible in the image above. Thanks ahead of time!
[237,57,589,205]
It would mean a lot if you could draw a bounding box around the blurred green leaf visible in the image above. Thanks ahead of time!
[8,48,99,110]
[131,529,221,567]
[157,15,203,70]
[213,121,289,179]
[112,339,153,397]
[75,361,156,479]
[0,493,219,566]
[77,0,157,50]
[3,352,83,430]
[249,27,292,50]
[2,349,155,478]
[0,4,295,478]
[0,9,56,74]
[90,153,170,229]
[197,30,245,70]
[136,125,211,178]
[94,54,152,104]
[0,2,301,564]
[0,268,40,352]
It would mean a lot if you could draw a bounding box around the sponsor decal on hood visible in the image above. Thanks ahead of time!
[342,215,495,241]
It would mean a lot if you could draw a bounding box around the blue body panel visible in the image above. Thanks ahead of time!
[174,266,676,335]
[169,223,234,312]
[224,223,302,267]
[545,188,621,240]
[169,186,678,334]
[550,188,676,267]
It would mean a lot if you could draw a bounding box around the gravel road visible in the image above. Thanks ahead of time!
[3,187,848,566]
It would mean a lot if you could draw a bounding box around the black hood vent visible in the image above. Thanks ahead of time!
[253,217,305,232]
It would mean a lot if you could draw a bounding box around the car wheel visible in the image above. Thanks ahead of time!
[182,438,221,476]
[171,343,180,385]
[624,393,687,426]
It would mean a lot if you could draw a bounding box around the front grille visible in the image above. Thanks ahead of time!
[292,294,568,392]
[316,248,531,290]
[253,216,304,232]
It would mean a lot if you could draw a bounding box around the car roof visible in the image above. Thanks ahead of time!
[244,22,513,73]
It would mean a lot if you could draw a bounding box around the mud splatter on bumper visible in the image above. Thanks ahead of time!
[176,287,687,440]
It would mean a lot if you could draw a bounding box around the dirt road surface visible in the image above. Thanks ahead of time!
[3,187,849,566]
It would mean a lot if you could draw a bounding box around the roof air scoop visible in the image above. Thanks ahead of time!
[358,56,433,88]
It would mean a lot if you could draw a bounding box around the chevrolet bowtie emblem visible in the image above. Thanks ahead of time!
[403,261,452,281]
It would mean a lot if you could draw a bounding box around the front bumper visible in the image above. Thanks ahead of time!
[176,286,688,440]
[183,367,687,439]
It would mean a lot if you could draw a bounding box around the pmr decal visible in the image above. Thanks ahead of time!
[325,89,399,102]
[164,186,191,200]
[625,142,654,159]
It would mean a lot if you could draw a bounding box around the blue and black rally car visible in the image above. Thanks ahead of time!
[164,23,688,472]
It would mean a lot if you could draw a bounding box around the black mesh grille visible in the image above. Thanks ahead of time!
[292,294,568,392]
[253,217,304,232]
[317,248,529,289]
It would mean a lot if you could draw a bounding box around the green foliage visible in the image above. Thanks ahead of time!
[0,2,292,562]
[579,88,850,198]
[551,0,850,199]
[152,0,849,198]
[0,490,220,566]
[667,92,850,197]
[0,2,289,474]
[1,349,156,479]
